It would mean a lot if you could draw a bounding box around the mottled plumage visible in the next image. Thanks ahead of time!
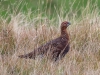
[19,21,71,61]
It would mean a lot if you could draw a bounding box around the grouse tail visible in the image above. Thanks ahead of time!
[18,51,35,59]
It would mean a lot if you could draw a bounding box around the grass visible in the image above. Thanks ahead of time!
[0,0,100,19]
[0,0,100,75]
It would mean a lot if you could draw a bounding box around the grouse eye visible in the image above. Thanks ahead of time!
[64,22,67,24]
[63,22,67,25]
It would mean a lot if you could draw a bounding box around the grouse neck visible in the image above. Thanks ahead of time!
[61,29,69,40]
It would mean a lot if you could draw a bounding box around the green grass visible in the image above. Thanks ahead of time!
[0,0,100,75]
[0,0,100,19]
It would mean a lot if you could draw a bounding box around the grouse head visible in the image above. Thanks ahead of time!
[61,21,71,30]
[60,21,71,37]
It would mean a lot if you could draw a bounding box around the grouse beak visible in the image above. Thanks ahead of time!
[67,22,71,26]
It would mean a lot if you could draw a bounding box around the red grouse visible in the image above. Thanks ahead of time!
[19,21,71,61]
